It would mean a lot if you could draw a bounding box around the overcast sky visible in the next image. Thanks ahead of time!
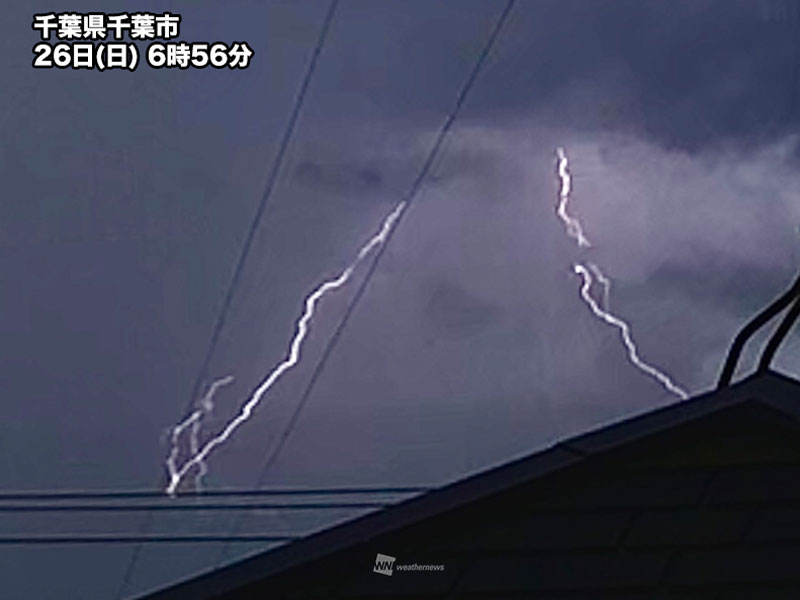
[2,0,800,597]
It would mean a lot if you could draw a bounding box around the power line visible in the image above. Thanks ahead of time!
[117,3,340,597]
[180,0,340,427]
[0,535,297,545]
[0,502,388,512]
[215,0,517,567]
[258,0,516,501]
[0,486,427,502]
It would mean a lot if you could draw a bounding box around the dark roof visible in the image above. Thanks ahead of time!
[140,368,800,599]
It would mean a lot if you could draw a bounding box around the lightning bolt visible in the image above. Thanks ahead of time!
[190,375,235,491]
[556,147,591,248]
[574,265,689,399]
[165,200,407,496]
[166,375,234,493]
[587,261,611,311]
[555,147,688,401]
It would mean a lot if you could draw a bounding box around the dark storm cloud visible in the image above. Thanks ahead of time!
[3,1,800,598]
[465,0,800,151]
[422,279,503,341]
[283,1,800,155]
[648,244,796,316]
[293,159,384,193]
[288,136,511,204]
[425,143,511,193]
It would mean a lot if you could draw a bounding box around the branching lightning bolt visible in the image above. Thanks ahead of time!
[555,147,688,401]
[587,261,611,311]
[166,375,234,493]
[574,264,688,400]
[191,375,234,491]
[165,200,407,496]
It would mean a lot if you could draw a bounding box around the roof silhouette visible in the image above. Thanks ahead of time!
[139,368,800,599]
[139,272,800,598]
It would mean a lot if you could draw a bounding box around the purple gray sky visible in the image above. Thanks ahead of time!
[2,0,800,597]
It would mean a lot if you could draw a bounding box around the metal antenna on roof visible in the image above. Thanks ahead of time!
[717,271,800,389]
[757,290,800,373]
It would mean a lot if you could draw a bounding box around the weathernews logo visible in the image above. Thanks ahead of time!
[373,553,396,576]
[373,553,444,577]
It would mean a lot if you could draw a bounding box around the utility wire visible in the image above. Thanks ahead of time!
[180,0,340,426]
[0,502,390,512]
[117,3,340,598]
[215,0,517,567]
[258,0,516,506]
[0,535,297,545]
[0,486,427,502]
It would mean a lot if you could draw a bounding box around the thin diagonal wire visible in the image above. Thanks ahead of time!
[215,0,517,568]
[117,4,340,597]
[260,0,517,496]
[180,0,340,440]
